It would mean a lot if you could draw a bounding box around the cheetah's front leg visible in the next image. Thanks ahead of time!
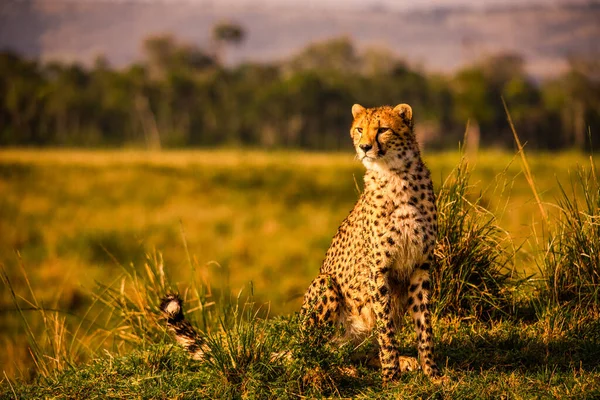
[408,262,440,377]
[370,269,401,383]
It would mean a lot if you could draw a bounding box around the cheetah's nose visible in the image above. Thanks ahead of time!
[359,144,372,152]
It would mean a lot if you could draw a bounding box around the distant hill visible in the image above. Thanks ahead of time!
[1,0,598,79]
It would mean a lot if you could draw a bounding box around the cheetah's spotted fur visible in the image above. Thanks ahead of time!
[301,103,440,382]
[160,103,440,383]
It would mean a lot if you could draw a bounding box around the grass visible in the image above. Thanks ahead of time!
[433,155,516,319]
[1,147,600,398]
[539,165,600,308]
[3,316,599,398]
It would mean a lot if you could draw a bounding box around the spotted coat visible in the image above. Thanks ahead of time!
[301,103,440,382]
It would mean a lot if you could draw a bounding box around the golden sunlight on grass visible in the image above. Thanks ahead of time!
[0,148,596,380]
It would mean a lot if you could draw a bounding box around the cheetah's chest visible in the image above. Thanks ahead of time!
[370,181,434,271]
[390,205,429,270]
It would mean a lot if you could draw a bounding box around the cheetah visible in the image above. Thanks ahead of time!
[160,103,440,383]
[301,103,439,382]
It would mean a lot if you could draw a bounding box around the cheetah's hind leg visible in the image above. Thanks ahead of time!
[300,274,344,331]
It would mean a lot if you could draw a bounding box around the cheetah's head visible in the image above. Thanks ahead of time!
[350,103,417,171]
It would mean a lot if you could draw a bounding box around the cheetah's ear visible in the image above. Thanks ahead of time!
[352,104,366,119]
[393,103,413,125]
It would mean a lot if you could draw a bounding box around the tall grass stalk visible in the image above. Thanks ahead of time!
[502,97,547,221]
[1,256,88,381]
[1,263,47,378]
[503,102,600,323]
[198,292,285,398]
[538,166,600,313]
[0,248,218,382]
[433,156,516,319]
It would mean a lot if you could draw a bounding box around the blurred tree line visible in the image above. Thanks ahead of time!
[1,24,598,150]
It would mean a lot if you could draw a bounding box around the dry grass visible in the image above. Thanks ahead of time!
[0,148,598,383]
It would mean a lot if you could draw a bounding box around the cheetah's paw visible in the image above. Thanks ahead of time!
[398,356,420,372]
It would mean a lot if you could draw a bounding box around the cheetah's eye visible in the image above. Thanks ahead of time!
[355,127,363,134]
[377,127,389,134]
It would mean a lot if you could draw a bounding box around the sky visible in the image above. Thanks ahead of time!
[2,0,594,78]
[238,0,568,8]
[100,0,576,11]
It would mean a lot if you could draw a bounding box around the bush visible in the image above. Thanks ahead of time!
[433,157,516,319]
[537,166,600,314]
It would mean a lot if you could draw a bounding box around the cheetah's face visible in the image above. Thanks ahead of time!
[350,104,415,170]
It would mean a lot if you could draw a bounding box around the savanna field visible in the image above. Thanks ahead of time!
[1,148,599,398]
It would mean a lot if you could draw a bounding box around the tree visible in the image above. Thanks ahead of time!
[285,36,357,75]
[452,67,494,146]
[542,57,600,149]
[143,34,215,80]
[0,51,47,145]
[212,22,246,66]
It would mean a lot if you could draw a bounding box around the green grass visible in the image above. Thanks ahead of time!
[1,148,600,398]
[3,316,599,398]
[433,156,516,319]
[538,165,600,310]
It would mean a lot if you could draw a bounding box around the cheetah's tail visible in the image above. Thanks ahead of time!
[160,293,207,360]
